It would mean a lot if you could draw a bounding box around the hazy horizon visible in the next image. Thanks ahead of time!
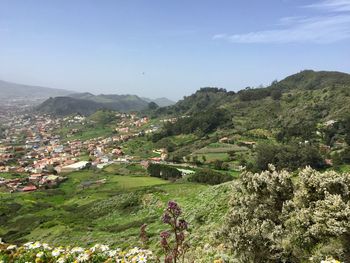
[1,0,350,100]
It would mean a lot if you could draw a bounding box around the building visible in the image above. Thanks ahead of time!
[59,161,89,173]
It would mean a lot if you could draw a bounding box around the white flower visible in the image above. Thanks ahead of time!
[42,243,52,250]
[29,241,41,249]
[137,255,147,263]
[52,248,62,257]
[71,247,84,253]
[36,251,44,258]
[107,249,118,257]
[127,247,140,256]
[23,241,34,248]
[76,252,90,262]
[90,244,101,252]
[57,257,66,263]
[100,244,109,252]
[6,244,17,250]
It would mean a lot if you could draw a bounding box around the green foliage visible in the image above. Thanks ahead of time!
[271,89,282,100]
[36,96,105,116]
[276,120,317,141]
[0,125,5,139]
[284,168,350,261]
[340,147,350,164]
[213,160,229,170]
[255,143,325,171]
[341,116,350,146]
[88,109,117,125]
[155,138,176,152]
[157,87,234,116]
[147,163,182,181]
[238,86,271,101]
[223,167,350,262]
[279,70,350,92]
[152,108,231,142]
[188,169,233,185]
[223,166,294,262]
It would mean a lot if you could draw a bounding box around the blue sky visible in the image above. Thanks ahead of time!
[0,0,349,100]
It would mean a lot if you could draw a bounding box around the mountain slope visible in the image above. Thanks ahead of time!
[155,70,350,131]
[36,97,104,116]
[277,70,350,91]
[69,93,149,112]
[229,70,350,130]
[37,93,151,116]
[142,97,176,107]
[0,80,72,103]
[155,87,235,116]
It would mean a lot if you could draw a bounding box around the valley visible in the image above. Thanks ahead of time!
[1,70,350,262]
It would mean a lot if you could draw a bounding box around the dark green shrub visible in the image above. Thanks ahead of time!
[147,163,182,180]
[188,169,232,185]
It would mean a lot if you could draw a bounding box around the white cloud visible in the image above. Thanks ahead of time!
[214,0,350,44]
[305,0,350,12]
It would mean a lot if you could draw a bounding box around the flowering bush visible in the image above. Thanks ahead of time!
[0,241,153,262]
[223,166,350,262]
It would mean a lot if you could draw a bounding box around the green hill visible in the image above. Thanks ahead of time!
[155,87,235,116]
[157,70,350,128]
[150,70,350,169]
[36,97,105,116]
[37,93,150,116]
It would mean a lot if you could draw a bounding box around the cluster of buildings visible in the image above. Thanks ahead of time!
[0,112,164,192]
[0,173,67,192]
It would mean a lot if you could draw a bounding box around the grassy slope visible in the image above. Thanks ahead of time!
[0,167,229,248]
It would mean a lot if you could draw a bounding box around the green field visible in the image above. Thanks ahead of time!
[0,166,231,259]
[58,124,114,142]
[193,152,229,162]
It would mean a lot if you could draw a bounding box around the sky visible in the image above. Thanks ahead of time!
[0,0,350,100]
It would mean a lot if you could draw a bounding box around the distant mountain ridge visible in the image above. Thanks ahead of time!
[142,97,176,107]
[0,80,72,102]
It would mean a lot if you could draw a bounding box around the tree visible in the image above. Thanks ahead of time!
[147,163,182,181]
[223,167,350,262]
[284,168,350,261]
[213,160,224,170]
[188,169,232,185]
[255,143,325,172]
[341,117,350,146]
[271,89,282,100]
[191,156,200,165]
[223,166,294,262]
